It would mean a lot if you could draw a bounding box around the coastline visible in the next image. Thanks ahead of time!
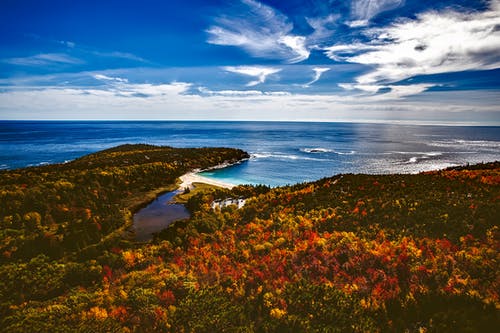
[178,160,246,190]
[179,172,236,190]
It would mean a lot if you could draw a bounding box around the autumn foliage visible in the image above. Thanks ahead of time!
[0,144,249,260]
[0,150,498,332]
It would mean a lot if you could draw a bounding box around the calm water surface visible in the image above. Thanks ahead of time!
[132,190,190,242]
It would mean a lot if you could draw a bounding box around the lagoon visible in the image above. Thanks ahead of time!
[132,190,190,242]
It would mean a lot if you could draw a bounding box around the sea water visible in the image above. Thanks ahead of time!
[1,121,499,187]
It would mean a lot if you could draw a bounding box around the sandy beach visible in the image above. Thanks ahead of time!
[179,172,236,190]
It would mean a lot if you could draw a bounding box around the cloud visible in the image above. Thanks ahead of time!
[306,14,339,42]
[207,0,310,63]
[22,34,148,64]
[324,43,379,61]
[90,51,148,63]
[338,83,382,94]
[58,40,76,48]
[117,82,191,97]
[199,87,263,96]
[382,84,433,99]
[93,74,129,83]
[89,72,195,98]
[304,67,331,87]
[1,80,498,124]
[224,66,282,86]
[85,75,191,98]
[328,1,500,88]
[278,36,310,63]
[3,53,84,66]
[349,0,405,27]
[339,82,433,99]
[198,87,291,97]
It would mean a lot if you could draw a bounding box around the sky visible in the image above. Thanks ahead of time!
[0,0,499,124]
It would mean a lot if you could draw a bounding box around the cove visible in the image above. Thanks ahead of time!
[132,190,190,242]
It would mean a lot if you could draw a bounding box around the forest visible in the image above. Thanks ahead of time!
[0,145,498,332]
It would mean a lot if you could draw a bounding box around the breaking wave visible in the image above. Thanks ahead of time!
[429,139,500,149]
[251,152,323,161]
[301,148,356,155]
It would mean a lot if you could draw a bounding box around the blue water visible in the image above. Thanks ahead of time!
[1,121,499,187]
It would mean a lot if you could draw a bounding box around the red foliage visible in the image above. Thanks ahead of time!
[110,306,128,322]
[102,265,113,281]
[158,290,176,306]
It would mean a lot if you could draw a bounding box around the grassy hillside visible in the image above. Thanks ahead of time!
[0,152,498,332]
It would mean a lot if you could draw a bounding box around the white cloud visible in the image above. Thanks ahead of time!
[277,36,310,63]
[93,74,129,83]
[84,78,191,98]
[329,1,500,89]
[306,14,339,42]
[120,82,191,97]
[338,83,383,93]
[324,43,379,61]
[198,87,263,96]
[349,0,404,26]
[90,73,191,97]
[90,51,147,63]
[198,87,291,97]
[207,0,309,63]
[338,82,433,99]
[0,79,498,124]
[224,66,282,86]
[58,40,76,48]
[304,67,331,87]
[3,53,83,66]
[382,84,433,99]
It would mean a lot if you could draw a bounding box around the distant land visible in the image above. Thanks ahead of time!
[0,144,498,332]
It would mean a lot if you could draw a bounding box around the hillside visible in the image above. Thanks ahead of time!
[0,144,249,262]
[0,151,499,332]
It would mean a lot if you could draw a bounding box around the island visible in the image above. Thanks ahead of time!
[0,145,498,332]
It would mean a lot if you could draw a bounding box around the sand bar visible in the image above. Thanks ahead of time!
[179,172,236,190]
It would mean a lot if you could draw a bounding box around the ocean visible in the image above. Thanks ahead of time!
[1,121,499,187]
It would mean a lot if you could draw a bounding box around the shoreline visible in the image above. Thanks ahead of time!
[179,172,236,190]
[178,160,246,190]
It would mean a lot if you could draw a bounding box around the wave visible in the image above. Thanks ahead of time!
[424,152,443,157]
[26,161,51,167]
[301,148,356,155]
[251,152,323,161]
[393,152,444,164]
[392,162,460,174]
[251,153,273,159]
[429,139,500,149]
[336,150,357,155]
[0,164,8,170]
[389,151,443,157]
[301,148,332,153]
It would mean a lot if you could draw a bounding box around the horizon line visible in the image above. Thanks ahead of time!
[1,119,499,127]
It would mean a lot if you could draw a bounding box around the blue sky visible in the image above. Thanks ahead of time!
[0,0,499,124]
